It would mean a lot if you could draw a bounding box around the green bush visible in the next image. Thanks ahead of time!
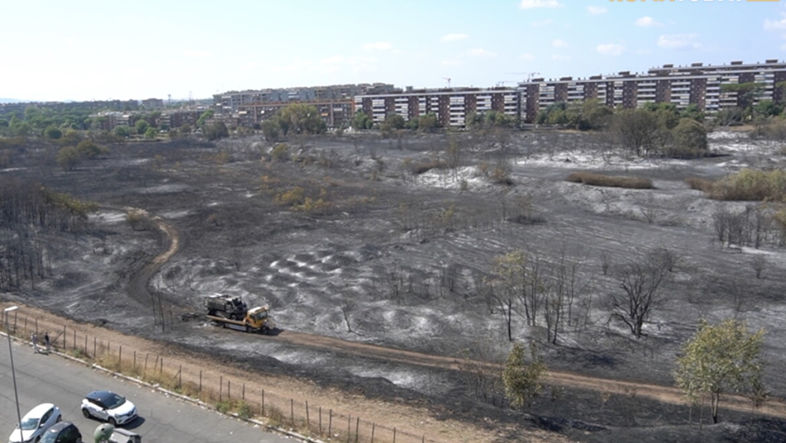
[271,143,290,162]
[566,171,653,189]
[709,168,786,202]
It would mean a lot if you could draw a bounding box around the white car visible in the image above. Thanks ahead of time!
[8,403,62,443]
[80,391,137,426]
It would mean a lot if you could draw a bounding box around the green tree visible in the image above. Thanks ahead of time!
[277,103,326,135]
[675,319,765,424]
[56,146,80,170]
[135,119,150,135]
[113,125,130,138]
[667,118,708,158]
[613,109,660,156]
[44,126,62,139]
[502,342,546,409]
[204,121,229,140]
[416,113,438,132]
[144,126,158,139]
[76,140,103,159]
[579,99,612,130]
[351,111,373,130]
[380,114,406,136]
[753,100,784,118]
[197,110,214,129]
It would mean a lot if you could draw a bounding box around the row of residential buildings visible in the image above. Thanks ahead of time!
[213,59,786,129]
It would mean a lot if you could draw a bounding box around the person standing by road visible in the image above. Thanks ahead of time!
[31,332,38,353]
[43,332,50,353]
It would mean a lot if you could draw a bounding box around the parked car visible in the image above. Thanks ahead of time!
[108,428,141,443]
[8,403,62,443]
[80,391,137,426]
[39,422,82,443]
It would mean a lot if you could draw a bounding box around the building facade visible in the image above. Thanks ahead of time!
[353,87,520,128]
[518,59,785,123]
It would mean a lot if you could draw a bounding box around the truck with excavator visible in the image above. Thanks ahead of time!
[203,294,274,334]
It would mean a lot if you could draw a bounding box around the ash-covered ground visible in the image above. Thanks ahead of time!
[3,129,786,440]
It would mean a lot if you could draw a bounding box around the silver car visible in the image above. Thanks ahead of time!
[8,403,62,443]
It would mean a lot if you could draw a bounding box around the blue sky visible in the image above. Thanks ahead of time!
[1,0,784,102]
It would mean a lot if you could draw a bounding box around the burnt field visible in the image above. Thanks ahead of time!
[2,129,786,441]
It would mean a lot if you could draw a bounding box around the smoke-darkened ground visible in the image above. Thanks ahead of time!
[3,129,786,441]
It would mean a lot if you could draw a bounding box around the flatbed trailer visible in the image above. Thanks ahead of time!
[206,314,271,334]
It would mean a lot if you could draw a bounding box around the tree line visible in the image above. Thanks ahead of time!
[0,178,96,289]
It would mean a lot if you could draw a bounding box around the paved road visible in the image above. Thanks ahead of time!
[0,336,294,443]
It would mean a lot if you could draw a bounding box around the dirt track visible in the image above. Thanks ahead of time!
[147,208,786,422]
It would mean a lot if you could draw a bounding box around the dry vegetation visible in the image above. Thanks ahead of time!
[566,171,654,189]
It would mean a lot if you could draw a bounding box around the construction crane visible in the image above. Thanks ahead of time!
[442,77,451,88]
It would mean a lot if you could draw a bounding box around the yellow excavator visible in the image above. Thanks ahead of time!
[204,294,273,334]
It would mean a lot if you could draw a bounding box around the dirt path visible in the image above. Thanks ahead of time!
[140,209,786,422]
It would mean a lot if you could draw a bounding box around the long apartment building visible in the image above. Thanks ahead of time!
[214,83,397,128]
[353,87,520,127]
[519,59,786,123]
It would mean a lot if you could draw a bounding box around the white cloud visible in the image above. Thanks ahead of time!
[467,48,497,57]
[587,6,606,15]
[520,0,560,9]
[552,39,568,48]
[596,43,624,56]
[764,15,786,31]
[441,33,468,42]
[362,41,392,51]
[519,53,535,61]
[657,33,701,49]
[636,16,662,27]
[551,54,571,62]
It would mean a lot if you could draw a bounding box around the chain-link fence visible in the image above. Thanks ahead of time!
[1,308,437,443]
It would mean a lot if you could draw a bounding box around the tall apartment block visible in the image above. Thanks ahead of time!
[519,59,785,123]
[353,87,520,128]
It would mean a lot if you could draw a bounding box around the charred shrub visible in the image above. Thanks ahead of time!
[566,171,653,189]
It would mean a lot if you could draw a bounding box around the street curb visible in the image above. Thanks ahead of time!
[2,331,321,443]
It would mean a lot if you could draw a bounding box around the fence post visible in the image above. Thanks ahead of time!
[63,325,66,349]
[261,389,264,416]
[93,337,97,358]
[119,345,122,368]
[84,335,87,356]
[393,427,396,443]
[219,376,223,402]
[305,401,309,431]
[371,423,375,443]
[328,409,332,437]
[242,383,245,401]
[290,399,294,426]
[199,370,202,395]
[346,415,351,443]
[73,329,76,350]
[178,365,182,389]
[228,379,231,400]
[133,351,136,370]
[355,417,360,443]
[159,357,163,375]
[144,353,149,375]
[319,407,322,434]
[35,319,38,335]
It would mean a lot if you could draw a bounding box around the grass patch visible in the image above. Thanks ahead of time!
[694,169,786,202]
[566,171,653,189]
[685,177,716,193]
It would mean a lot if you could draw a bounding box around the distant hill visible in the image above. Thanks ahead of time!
[0,98,24,103]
